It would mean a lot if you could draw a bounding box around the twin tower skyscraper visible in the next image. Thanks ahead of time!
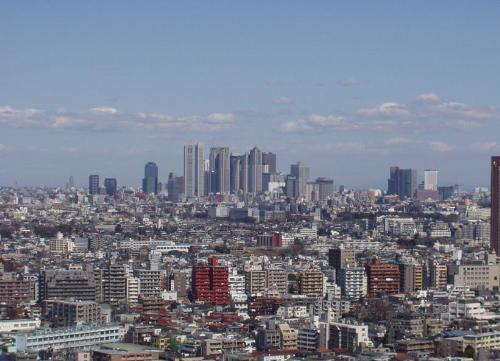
[183,143,276,198]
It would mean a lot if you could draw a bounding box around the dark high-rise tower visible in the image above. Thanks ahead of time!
[142,162,158,194]
[262,152,277,173]
[248,147,263,194]
[387,167,417,199]
[88,175,99,195]
[491,156,500,256]
[209,147,230,194]
[184,143,205,197]
[104,178,117,196]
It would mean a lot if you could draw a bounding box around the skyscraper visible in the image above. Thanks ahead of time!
[491,156,500,256]
[88,175,99,195]
[248,146,263,194]
[142,162,158,194]
[262,152,277,173]
[167,172,180,202]
[290,162,310,198]
[316,177,334,201]
[209,147,230,194]
[104,178,117,196]
[184,143,205,197]
[424,169,438,191]
[230,154,249,194]
[387,167,417,198]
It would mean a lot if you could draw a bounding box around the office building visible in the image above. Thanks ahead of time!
[230,154,249,194]
[316,177,334,201]
[285,175,298,199]
[248,146,263,194]
[184,143,205,197]
[42,299,102,327]
[262,152,277,173]
[365,258,400,296]
[15,323,123,352]
[491,156,500,256]
[167,172,180,202]
[290,162,310,198]
[89,175,100,195]
[424,169,438,191]
[192,256,229,305]
[387,166,417,198]
[209,147,230,194]
[142,162,158,194]
[104,178,117,196]
[40,270,96,301]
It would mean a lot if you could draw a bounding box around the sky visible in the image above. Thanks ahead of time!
[1,1,500,189]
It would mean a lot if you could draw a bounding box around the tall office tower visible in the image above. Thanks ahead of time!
[365,258,400,296]
[424,169,438,191]
[248,146,263,194]
[192,256,229,306]
[285,175,298,199]
[184,143,205,197]
[262,152,277,173]
[491,156,500,256]
[104,178,117,196]
[316,177,334,201]
[142,162,158,194]
[387,166,417,198]
[230,154,249,194]
[209,147,230,194]
[68,176,74,188]
[290,162,310,198]
[88,175,99,195]
[167,172,180,202]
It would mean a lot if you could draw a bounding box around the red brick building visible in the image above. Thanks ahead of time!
[192,256,229,305]
[366,258,400,296]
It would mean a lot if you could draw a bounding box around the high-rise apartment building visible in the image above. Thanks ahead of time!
[298,271,324,297]
[209,147,230,194]
[423,169,438,191]
[184,143,205,197]
[338,267,366,300]
[142,162,158,194]
[329,248,357,272]
[399,263,423,293]
[94,263,127,305]
[192,256,229,305]
[248,146,263,194]
[387,167,417,198]
[89,174,100,195]
[104,178,117,196]
[491,156,500,256]
[290,162,310,198]
[365,258,400,296]
[40,270,96,301]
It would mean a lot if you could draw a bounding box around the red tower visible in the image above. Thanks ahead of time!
[192,256,229,305]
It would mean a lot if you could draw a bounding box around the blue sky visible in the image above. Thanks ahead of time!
[1,1,500,188]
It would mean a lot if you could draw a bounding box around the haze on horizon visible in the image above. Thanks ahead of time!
[1,1,499,189]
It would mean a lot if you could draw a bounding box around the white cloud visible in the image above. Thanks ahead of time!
[273,96,294,105]
[429,141,455,153]
[0,106,236,133]
[357,102,410,117]
[309,114,345,126]
[280,120,312,133]
[385,137,414,146]
[469,142,499,152]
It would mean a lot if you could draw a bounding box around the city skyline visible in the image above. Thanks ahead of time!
[1,1,500,187]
